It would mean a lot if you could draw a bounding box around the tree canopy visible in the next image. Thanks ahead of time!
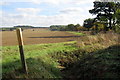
[89,1,120,31]
[83,18,94,29]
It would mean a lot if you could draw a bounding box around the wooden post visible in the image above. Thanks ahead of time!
[16,28,28,74]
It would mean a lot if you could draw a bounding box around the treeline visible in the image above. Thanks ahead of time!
[0,27,16,31]
[50,23,105,32]
[50,24,81,31]
[14,25,33,28]
[1,25,34,31]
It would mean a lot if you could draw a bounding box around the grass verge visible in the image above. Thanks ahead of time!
[2,41,77,78]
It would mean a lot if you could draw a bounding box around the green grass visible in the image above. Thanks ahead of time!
[2,33,120,79]
[67,31,85,36]
[2,41,78,78]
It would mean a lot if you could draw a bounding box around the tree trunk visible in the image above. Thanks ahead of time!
[109,17,112,30]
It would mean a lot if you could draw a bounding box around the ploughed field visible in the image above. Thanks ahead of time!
[2,28,81,46]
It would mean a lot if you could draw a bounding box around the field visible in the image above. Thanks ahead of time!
[2,28,84,46]
[1,28,120,79]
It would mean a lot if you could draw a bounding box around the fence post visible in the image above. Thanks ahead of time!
[16,28,28,74]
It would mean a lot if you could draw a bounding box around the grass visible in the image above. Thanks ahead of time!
[2,41,78,78]
[2,32,119,79]
[62,45,120,79]
[67,31,85,36]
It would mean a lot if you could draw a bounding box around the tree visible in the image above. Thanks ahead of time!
[113,9,120,33]
[50,25,58,31]
[83,18,94,31]
[74,24,80,31]
[89,1,120,31]
[77,26,86,31]
[66,24,75,31]
[116,9,120,25]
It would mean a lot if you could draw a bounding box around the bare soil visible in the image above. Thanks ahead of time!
[1,28,80,46]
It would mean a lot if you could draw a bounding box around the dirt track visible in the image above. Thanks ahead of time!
[2,28,80,46]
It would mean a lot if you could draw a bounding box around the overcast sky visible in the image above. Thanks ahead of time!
[0,0,96,27]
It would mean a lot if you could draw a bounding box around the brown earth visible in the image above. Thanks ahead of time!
[1,28,81,46]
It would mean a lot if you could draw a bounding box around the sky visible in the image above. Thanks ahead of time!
[0,0,96,27]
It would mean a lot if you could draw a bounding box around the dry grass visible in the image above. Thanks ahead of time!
[76,32,119,48]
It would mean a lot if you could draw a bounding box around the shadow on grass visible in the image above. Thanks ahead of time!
[28,35,81,38]
[56,45,120,79]
[2,57,61,79]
